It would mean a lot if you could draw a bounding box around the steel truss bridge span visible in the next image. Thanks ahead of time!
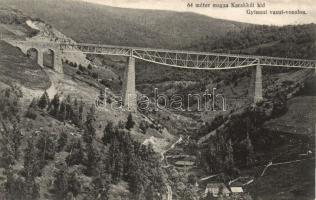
[60,43,316,70]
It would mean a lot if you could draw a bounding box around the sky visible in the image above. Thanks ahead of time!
[79,0,316,25]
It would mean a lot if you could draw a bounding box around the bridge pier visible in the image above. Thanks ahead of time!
[53,50,63,73]
[254,64,263,103]
[37,49,44,68]
[122,56,137,111]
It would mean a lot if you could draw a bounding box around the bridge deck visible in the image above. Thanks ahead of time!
[60,42,316,69]
[5,39,316,69]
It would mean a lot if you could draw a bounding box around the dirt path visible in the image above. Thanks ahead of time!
[160,135,183,163]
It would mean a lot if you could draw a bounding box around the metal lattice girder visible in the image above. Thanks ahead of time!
[59,43,132,56]
[258,56,316,69]
[7,40,316,69]
[132,49,259,69]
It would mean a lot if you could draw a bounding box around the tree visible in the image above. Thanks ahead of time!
[66,140,84,166]
[139,121,148,134]
[107,137,124,183]
[85,142,100,176]
[57,131,68,152]
[67,171,81,198]
[83,104,96,143]
[0,139,15,169]
[25,98,38,119]
[78,100,84,124]
[187,174,197,185]
[72,98,81,127]
[48,93,60,117]
[38,90,49,109]
[22,137,40,200]
[64,95,71,119]
[36,132,56,169]
[11,121,22,159]
[102,121,114,144]
[24,173,40,200]
[0,86,22,121]
[53,162,68,200]
[225,138,234,168]
[59,101,67,122]
[125,113,135,130]
[90,172,111,200]
[4,166,39,200]
[245,131,255,166]
[24,137,40,177]
[0,122,15,169]
[4,169,25,200]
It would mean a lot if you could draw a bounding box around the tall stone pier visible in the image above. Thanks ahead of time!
[122,56,137,111]
[37,49,44,67]
[254,64,263,103]
[53,50,63,73]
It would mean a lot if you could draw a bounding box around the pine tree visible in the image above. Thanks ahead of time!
[246,131,255,166]
[102,121,114,144]
[24,137,40,177]
[0,121,15,169]
[36,132,56,169]
[78,100,84,123]
[225,138,234,168]
[11,121,22,159]
[59,100,67,122]
[1,141,15,169]
[38,90,49,109]
[125,113,135,130]
[48,94,60,117]
[24,174,40,200]
[4,169,25,200]
[25,98,38,119]
[83,104,96,143]
[23,137,40,200]
[66,140,84,166]
[85,142,100,176]
[139,121,147,134]
[72,98,81,126]
[53,163,68,200]
[108,137,124,183]
[67,172,81,198]
[65,95,72,120]
[29,98,38,108]
[57,131,68,152]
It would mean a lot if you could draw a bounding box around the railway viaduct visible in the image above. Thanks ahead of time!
[6,40,316,111]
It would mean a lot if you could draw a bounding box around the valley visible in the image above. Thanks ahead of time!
[0,2,315,200]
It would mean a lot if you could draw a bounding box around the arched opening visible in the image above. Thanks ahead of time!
[43,49,55,69]
[26,48,39,62]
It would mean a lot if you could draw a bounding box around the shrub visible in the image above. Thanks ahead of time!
[78,65,85,72]
[25,108,37,120]
[91,72,98,79]
[139,120,148,134]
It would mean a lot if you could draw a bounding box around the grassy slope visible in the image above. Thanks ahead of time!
[1,0,247,49]
[247,159,315,200]
[264,75,316,136]
[0,41,50,90]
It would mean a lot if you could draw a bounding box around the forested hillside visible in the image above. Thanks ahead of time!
[189,24,316,59]
[0,0,248,49]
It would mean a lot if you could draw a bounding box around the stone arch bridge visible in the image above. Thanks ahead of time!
[8,40,63,73]
[6,40,316,111]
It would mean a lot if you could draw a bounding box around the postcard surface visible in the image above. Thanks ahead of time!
[0,0,315,199]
